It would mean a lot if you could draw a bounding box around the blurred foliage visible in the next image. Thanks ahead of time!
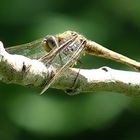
[0,0,140,140]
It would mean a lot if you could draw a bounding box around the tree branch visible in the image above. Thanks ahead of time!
[0,41,140,96]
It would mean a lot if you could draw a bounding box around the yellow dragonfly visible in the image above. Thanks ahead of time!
[6,31,140,94]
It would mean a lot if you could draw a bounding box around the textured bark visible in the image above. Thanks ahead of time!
[0,41,140,96]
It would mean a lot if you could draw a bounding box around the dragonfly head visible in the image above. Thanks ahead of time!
[42,35,58,52]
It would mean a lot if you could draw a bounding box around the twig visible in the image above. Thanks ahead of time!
[0,41,140,96]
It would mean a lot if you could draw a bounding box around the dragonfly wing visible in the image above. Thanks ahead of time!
[6,38,46,59]
[40,40,86,94]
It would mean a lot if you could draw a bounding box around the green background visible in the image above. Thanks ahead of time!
[0,0,140,140]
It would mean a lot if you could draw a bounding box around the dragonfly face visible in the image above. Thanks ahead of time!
[40,33,78,64]
[42,35,58,52]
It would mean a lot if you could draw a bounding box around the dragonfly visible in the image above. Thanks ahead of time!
[6,32,86,94]
[6,31,139,94]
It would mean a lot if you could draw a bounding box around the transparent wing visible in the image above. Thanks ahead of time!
[40,39,86,94]
[6,38,46,59]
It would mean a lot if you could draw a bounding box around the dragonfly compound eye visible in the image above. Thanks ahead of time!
[42,35,58,52]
